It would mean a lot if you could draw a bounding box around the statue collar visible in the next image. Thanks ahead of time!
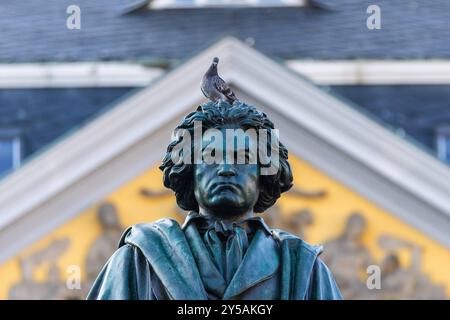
[182,211,272,236]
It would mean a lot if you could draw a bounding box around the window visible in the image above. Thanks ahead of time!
[437,125,450,163]
[0,131,21,176]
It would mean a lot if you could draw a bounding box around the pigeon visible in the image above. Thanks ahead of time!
[201,57,238,105]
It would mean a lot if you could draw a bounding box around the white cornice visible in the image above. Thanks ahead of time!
[3,59,450,88]
[0,37,449,263]
[287,60,450,85]
[149,0,306,10]
[0,63,163,88]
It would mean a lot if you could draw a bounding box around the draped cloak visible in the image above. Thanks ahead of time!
[87,217,342,300]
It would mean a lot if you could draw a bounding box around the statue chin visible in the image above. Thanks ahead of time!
[199,191,253,219]
[201,196,251,220]
[205,209,248,220]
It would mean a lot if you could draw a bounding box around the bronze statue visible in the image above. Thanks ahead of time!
[87,59,342,300]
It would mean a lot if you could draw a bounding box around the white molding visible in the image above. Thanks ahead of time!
[3,60,450,88]
[0,63,163,88]
[287,60,450,85]
[150,0,306,9]
[0,37,450,263]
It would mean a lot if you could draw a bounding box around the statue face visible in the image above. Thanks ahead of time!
[194,128,260,219]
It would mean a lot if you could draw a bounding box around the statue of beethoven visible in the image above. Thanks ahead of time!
[87,58,342,300]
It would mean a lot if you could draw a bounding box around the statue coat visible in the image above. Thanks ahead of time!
[87,218,342,300]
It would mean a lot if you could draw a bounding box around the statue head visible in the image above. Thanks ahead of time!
[160,100,293,220]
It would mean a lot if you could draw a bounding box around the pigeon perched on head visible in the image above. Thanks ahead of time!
[201,57,238,105]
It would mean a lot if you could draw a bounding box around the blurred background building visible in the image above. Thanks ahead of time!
[0,0,449,299]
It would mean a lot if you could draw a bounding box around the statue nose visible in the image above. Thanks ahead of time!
[217,164,236,177]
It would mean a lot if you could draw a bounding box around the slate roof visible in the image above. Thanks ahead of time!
[1,0,450,63]
[328,85,450,156]
[0,88,135,160]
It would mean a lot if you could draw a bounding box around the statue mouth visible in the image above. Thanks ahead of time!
[210,182,240,193]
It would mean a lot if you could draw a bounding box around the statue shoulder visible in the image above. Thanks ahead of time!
[118,218,182,248]
[271,228,324,257]
[271,228,342,299]
[87,242,150,299]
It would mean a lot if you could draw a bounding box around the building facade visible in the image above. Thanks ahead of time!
[0,1,449,299]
